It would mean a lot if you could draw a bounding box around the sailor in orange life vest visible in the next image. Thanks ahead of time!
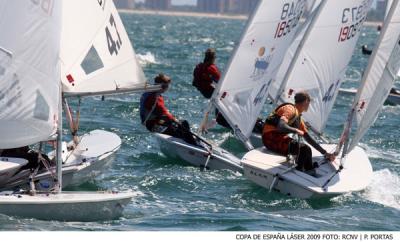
[262,92,336,172]
[140,73,198,146]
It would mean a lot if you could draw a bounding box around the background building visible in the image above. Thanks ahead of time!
[376,0,388,19]
[145,0,172,10]
[114,0,136,9]
[232,0,258,14]
[197,0,225,13]
[196,0,258,15]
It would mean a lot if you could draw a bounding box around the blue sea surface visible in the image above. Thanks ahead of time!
[1,13,400,231]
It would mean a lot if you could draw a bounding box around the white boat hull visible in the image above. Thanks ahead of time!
[242,144,373,199]
[1,130,121,190]
[0,191,134,221]
[0,158,28,186]
[155,133,243,172]
[61,129,121,186]
[339,88,400,105]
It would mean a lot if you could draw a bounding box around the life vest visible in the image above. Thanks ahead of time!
[140,92,158,125]
[264,103,301,128]
[192,63,220,90]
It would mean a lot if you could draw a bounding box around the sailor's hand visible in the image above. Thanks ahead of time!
[324,153,336,162]
[296,129,305,136]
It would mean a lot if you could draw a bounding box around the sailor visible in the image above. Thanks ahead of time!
[361,44,373,56]
[192,48,233,129]
[262,92,335,172]
[140,73,198,146]
[193,48,221,99]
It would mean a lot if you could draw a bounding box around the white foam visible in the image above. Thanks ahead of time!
[364,144,400,163]
[363,169,400,210]
[200,38,215,44]
[136,52,159,66]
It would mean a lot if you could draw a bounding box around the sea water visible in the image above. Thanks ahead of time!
[1,13,399,231]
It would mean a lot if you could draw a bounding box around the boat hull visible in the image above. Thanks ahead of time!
[0,158,28,186]
[0,191,134,221]
[339,88,400,105]
[155,133,243,172]
[1,130,121,190]
[242,144,373,199]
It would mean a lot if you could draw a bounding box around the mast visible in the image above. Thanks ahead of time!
[56,88,63,193]
[274,0,327,103]
[198,0,263,147]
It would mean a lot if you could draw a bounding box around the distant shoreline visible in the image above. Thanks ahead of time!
[118,9,248,20]
[119,9,382,26]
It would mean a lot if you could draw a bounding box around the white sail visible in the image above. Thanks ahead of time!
[268,0,322,102]
[0,0,62,149]
[348,0,400,151]
[60,0,147,95]
[387,0,393,18]
[212,0,308,140]
[274,0,373,134]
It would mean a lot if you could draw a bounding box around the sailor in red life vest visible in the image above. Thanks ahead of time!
[193,48,221,99]
[193,48,233,129]
[140,74,198,146]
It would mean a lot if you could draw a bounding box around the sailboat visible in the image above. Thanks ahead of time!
[338,0,400,106]
[155,0,309,171]
[242,0,400,199]
[0,0,139,221]
[339,87,400,105]
[1,0,158,190]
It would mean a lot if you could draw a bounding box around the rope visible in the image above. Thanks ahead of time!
[142,93,160,127]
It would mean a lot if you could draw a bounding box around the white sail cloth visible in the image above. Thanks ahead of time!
[272,0,373,134]
[60,0,146,95]
[0,0,62,149]
[348,0,400,151]
[212,0,308,139]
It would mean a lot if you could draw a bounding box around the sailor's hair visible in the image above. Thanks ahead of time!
[294,91,311,104]
[204,48,216,63]
[154,73,171,85]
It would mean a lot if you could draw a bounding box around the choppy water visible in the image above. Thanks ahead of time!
[1,13,400,231]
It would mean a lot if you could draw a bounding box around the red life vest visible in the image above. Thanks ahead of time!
[192,63,221,96]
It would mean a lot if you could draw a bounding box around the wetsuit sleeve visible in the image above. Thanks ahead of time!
[156,96,175,121]
[277,119,298,134]
[304,132,327,155]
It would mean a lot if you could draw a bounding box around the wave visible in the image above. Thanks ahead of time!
[362,169,400,210]
[364,144,400,163]
[136,52,159,66]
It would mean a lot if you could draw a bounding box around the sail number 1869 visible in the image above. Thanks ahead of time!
[274,1,304,39]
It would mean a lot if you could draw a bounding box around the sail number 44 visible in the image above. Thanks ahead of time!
[106,14,123,56]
